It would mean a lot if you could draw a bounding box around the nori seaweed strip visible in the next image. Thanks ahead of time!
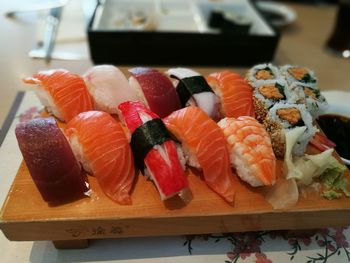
[295,119,305,127]
[275,83,286,100]
[301,73,316,84]
[130,118,172,170]
[175,76,213,107]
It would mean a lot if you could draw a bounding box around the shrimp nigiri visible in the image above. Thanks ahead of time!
[65,111,135,205]
[164,106,236,203]
[23,69,93,122]
[218,116,276,187]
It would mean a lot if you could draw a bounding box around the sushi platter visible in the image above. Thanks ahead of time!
[1,64,350,249]
[1,145,350,249]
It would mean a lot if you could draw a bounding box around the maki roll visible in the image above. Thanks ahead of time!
[246,63,281,87]
[280,65,317,87]
[166,68,220,120]
[288,83,328,118]
[253,80,287,123]
[303,85,327,118]
[264,103,317,157]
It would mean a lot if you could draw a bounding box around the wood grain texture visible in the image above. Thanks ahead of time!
[1,157,350,242]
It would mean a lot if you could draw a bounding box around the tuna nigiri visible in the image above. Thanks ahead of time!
[164,106,236,203]
[206,71,255,119]
[166,68,221,120]
[83,65,138,113]
[218,116,276,187]
[128,67,181,118]
[65,111,135,205]
[23,69,93,122]
[15,117,89,203]
[118,101,190,201]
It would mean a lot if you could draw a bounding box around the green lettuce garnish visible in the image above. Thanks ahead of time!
[322,190,342,200]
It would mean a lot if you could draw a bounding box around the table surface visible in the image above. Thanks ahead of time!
[1,1,350,262]
[1,1,349,127]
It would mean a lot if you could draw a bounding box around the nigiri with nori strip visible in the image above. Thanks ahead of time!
[166,68,220,121]
[128,67,181,118]
[23,69,93,122]
[218,116,276,187]
[83,65,138,114]
[164,106,236,203]
[206,70,255,119]
[15,117,89,203]
[65,111,136,205]
[118,101,190,201]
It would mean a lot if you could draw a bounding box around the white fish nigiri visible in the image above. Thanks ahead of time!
[166,68,220,120]
[83,65,138,113]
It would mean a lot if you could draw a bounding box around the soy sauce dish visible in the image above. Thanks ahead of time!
[319,91,350,166]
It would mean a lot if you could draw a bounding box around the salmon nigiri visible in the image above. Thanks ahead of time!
[218,116,276,187]
[164,106,236,203]
[23,69,93,122]
[206,71,255,119]
[65,111,135,205]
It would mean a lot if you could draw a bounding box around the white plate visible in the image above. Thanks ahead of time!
[255,1,296,28]
[322,91,350,117]
[321,90,350,165]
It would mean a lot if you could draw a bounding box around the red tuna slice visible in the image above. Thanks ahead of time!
[128,67,181,118]
[118,101,189,201]
[15,117,88,203]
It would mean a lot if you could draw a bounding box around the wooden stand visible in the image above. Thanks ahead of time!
[1,157,350,249]
[53,239,89,249]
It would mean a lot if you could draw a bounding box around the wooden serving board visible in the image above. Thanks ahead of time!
[1,152,350,249]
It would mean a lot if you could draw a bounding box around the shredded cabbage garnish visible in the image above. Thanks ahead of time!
[284,126,348,199]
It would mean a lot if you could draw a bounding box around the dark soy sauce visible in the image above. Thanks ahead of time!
[317,114,350,160]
